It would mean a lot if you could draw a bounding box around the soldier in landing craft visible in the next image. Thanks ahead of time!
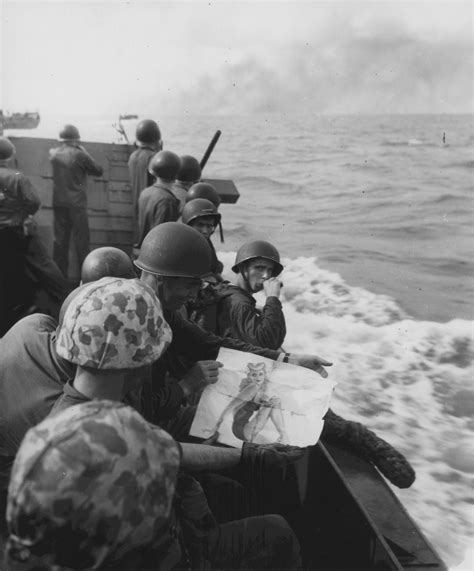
[127,119,162,245]
[172,154,202,213]
[137,150,181,247]
[49,125,103,278]
[4,400,182,570]
[0,137,41,336]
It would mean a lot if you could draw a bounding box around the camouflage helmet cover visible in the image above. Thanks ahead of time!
[56,277,172,369]
[6,400,180,568]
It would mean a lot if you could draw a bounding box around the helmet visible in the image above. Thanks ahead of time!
[56,277,172,369]
[232,240,283,275]
[148,151,181,181]
[135,222,211,278]
[59,124,80,141]
[6,400,180,569]
[177,155,201,183]
[0,137,15,160]
[135,119,161,146]
[81,247,136,284]
[181,198,221,227]
[186,182,221,208]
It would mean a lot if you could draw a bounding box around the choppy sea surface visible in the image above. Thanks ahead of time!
[7,113,474,568]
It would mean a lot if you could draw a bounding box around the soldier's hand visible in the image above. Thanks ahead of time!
[288,353,333,378]
[263,277,282,299]
[179,360,223,397]
[241,442,306,468]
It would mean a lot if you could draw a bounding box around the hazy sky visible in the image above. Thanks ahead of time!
[2,0,473,115]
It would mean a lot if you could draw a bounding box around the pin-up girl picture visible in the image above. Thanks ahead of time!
[209,362,289,444]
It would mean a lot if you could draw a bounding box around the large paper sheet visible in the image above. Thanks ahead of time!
[190,348,336,448]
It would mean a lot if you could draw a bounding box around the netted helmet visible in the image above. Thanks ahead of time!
[232,240,283,276]
[186,182,221,208]
[59,124,80,141]
[135,222,211,278]
[81,247,136,284]
[56,277,172,369]
[181,198,221,227]
[177,155,201,183]
[148,150,181,181]
[0,137,15,160]
[6,400,180,569]
[135,119,161,146]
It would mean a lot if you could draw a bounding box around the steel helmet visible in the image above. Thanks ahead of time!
[7,400,180,569]
[181,198,221,227]
[56,277,172,369]
[59,124,80,141]
[135,119,161,146]
[81,247,136,284]
[0,137,15,160]
[232,240,283,276]
[186,182,221,208]
[148,150,181,181]
[135,222,211,278]
[177,155,202,183]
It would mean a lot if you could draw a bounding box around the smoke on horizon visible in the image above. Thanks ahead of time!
[162,30,473,115]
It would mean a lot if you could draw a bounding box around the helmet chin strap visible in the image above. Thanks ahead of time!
[240,264,256,293]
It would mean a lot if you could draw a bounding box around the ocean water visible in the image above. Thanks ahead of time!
[7,113,474,567]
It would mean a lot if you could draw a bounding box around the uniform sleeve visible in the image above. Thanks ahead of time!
[229,295,286,350]
[167,310,281,361]
[17,174,41,215]
[78,149,103,177]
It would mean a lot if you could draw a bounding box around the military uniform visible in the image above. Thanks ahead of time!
[49,142,103,277]
[172,180,189,213]
[0,162,41,336]
[214,285,286,349]
[137,181,180,247]
[128,145,155,244]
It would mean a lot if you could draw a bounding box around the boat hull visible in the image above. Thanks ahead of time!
[8,136,239,278]
[295,442,447,570]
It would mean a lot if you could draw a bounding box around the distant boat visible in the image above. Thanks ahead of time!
[119,114,138,120]
[1,111,40,130]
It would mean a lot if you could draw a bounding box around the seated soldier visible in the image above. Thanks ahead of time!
[4,400,182,570]
[0,247,138,481]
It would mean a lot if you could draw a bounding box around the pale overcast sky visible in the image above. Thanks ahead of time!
[2,1,473,115]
